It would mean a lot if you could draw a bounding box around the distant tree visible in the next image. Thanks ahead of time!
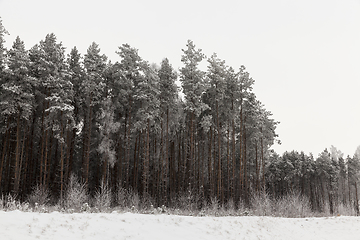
[347,153,360,214]
[316,149,339,214]
[338,156,347,205]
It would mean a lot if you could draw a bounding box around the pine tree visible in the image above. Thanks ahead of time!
[316,149,337,213]
[133,62,160,195]
[0,36,34,194]
[0,20,9,190]
[158,58,178,203]
[204,53,228,202]
[237,65,255,203]
[0,17,9,73]
[66,47,85,182]
[82,42,107,189]
[224,67,239,199]
[347,154,360,214]
[114,43,143,189]
[27,33,69,190]
[180,40,207,192]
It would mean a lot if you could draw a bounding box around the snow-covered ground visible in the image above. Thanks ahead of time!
[1,210,360,240]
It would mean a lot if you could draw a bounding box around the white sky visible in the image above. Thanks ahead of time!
[1,0,359,157]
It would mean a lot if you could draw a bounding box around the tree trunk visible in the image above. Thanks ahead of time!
[227,123,230,200]
[65,122,72,184]
[243,116,248,204]
[143,119,150,195]
[83,100,92,188]
[255,143,258,192]
[239,104,243,200]
[355,181,359,215]
[261,136,265,193]
[189,111,194,187]
[42,129,49,186]
[216,102,221,202]
[117,113,123,187]
[60,112,65,203]
[21,124,31,198]
[231,118,236,200]
[165,108,170,204]
[13,112,21,194]
[125,98,132,189]
[160,116,164,204]
[208,126,213,197]
[0,120,10,192]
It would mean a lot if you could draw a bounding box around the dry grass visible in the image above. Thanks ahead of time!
[3,184,358,217]
[251,192,313,218]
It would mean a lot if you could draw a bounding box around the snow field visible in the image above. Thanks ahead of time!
[1,210,360,240]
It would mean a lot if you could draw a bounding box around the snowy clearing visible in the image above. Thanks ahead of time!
[1,211,360,240]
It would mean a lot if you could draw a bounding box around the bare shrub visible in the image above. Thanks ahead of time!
[198,197,219,216]
[28,185,50,208]
[116,186,128,210]
[0,195,4,210]
[114,186,144,212]
[224,198,237,216]
[208,197,221,216]
[237,199,248,216]
[128,189,141,212]
[140,192,155,212]
[174,187,201,215]
[336,202,357,216]
[5,194,19,211]
[251,192,272,216]
[94,182,112,212]
[272,192,312,218]
[64,174,89,212]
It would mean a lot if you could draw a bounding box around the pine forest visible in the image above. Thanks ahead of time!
[1,18,360,215]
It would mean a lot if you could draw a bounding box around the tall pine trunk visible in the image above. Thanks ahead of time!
[0,120,10,192]
[165,108,170,203]
[60,112,65,203]
[208,126,213,197]
[13,112,21,194]
[143,119,150,195]
[261,136,265,193]
[125,98,132,188]
[83,98,92,188]
[216,102,222,202]
[231,118,235,199]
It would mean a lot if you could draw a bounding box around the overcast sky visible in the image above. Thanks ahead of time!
[1,0,359,157]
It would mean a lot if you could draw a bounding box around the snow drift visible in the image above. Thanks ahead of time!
[1,210,360,240]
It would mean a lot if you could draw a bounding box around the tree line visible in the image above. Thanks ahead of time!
[267,147,360,214]
[1,18,359,214]
[0,18,278,206]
